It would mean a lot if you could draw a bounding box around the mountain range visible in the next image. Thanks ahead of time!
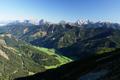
[0,20,120,80]
[3,20,120,58]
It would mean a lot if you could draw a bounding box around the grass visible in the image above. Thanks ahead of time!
[44,65,58,69]
[33,46,72,69]
[97,47,115,54]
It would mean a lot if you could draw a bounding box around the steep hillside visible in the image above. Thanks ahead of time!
[0,33,72,80]
[30,22,120,58]
[15,48,120,80]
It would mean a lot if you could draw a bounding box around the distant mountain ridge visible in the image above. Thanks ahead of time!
[1,20,120,58]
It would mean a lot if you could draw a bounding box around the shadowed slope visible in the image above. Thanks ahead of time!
[15,49,120,80]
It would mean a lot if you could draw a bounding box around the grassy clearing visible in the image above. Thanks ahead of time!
[33,46,72,69]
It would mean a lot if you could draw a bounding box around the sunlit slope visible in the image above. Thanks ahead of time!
[0,33,72,80]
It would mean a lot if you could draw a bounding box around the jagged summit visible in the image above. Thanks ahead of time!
[75,19,90,25]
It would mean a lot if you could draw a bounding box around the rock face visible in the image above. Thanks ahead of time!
[0,49,9,60]
[0,39,6,45]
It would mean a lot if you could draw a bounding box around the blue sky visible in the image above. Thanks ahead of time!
[0,0,120,22]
